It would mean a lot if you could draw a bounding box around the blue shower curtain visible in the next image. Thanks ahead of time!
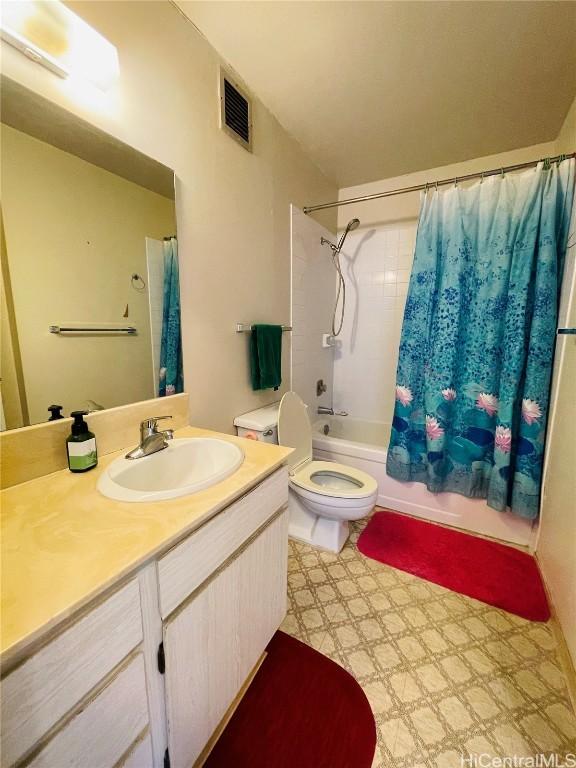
[386,159,575,519]
[159,236,183,397]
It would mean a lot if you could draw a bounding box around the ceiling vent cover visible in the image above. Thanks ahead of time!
[220,70,252,151]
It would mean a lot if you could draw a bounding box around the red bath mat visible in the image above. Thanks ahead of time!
[204,631,376,768]
[358,510,550,621]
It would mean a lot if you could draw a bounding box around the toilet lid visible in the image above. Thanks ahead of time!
[277,392,312,473]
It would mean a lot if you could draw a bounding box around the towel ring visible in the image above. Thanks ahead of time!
[131,273,146,291]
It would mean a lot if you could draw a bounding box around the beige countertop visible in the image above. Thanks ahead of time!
[1,426,292,666]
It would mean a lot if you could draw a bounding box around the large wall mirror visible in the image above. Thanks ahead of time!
[0,78,182,431]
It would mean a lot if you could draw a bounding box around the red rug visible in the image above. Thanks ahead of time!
[204,631,377,768]
[358,510,550,622]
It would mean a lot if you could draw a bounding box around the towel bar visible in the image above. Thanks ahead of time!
[236,323,292,333]
[49,325,137,335]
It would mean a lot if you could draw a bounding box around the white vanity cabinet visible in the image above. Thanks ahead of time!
[1,578,146,768]
[27,654,151,768]
[163,511,288,768]
[157,467,289,768]
[1,467,289,768]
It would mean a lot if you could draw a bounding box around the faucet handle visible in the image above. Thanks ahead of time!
[140,415,172,436]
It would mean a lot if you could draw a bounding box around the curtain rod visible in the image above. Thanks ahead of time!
[303,152,576,214]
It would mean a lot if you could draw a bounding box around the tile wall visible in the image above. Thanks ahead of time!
[332,223,418,423]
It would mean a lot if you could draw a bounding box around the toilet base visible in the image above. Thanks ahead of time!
[287,491,350,553]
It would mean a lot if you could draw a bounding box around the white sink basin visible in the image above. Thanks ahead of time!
[97,438,244,502]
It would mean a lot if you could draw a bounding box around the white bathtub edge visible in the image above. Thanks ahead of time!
[313,438,536,549]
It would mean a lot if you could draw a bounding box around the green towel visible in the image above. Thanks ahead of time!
[250,324,282,391]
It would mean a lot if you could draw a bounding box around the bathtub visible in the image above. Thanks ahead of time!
[312,415,536,548]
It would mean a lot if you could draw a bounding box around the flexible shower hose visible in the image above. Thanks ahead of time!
[332,248,346,337]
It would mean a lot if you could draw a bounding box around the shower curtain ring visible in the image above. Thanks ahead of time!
[480,171,485,184]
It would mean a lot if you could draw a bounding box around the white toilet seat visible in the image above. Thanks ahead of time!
[290,460,378,499]
[277,391,378,552]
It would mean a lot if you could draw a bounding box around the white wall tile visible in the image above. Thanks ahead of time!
[333,222,418,422]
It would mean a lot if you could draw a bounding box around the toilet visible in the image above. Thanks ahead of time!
[234,392,378,553]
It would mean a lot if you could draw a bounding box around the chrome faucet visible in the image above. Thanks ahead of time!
[125,416,174,459]
[317,406,348,416]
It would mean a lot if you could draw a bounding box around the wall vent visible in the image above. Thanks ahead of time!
[220,70,252,151]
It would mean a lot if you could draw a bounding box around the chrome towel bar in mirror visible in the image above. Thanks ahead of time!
[235,323,292,333]
[49,325,137,335]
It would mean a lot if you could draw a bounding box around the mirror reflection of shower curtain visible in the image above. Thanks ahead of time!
[159,236,183,396]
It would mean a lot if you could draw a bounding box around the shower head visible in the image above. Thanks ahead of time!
[336,218,361,250]
[320,218,361,254]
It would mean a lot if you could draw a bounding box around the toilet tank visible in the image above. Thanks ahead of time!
[234,403,280,444]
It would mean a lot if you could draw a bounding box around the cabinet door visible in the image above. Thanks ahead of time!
[163,511,288,768]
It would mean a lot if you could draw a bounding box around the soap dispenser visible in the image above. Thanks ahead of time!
[67,411,98,473]
[48,404,64,421]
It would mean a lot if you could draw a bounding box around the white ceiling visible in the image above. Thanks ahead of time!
[177,1,576,187]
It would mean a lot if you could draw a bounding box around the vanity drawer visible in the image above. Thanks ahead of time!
[158,467,288,617]
[28,653,149,768]
[1,578,143,767]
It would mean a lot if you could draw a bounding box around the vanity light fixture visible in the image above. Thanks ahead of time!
[0,1,119,90]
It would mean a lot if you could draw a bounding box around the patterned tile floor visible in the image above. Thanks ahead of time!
[281,516,576,768]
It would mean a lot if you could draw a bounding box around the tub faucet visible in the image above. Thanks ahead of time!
[317,406,348,417]
[125,416,174,459]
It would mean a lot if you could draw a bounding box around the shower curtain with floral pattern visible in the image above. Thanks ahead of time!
[159,236,183,397]
[386,159,575,519]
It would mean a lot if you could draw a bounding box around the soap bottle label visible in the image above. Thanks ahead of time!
[68,438,98,471]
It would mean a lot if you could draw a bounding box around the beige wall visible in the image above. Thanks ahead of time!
[0,216,26,430]
[0,0,337,433]
[537,98,576,670]
[1,124,175,424]
[556,96,576,155]
[337,141,558,230]
[539,291,576,669]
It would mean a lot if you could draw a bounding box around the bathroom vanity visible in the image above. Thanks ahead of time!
[0,426,292,768]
